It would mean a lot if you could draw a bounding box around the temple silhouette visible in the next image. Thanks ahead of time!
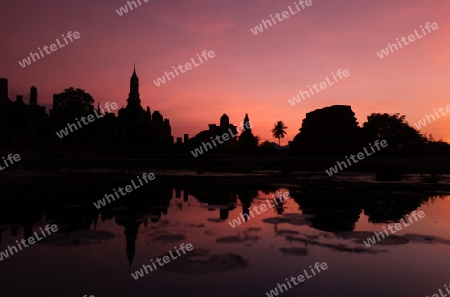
[0,182,436,268]
[185,113,259,148]
[0,66,173,147]
[0,78,47,145]
[1,69,448,158]
[186,114,239,147]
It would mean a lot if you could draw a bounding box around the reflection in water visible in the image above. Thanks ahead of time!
[40,229,114,246]
[285,234,387,254]
[290,189,433,232]
[216,229,261,244]
[0,183,444,260]
[159,248,249,274]
[337,231,450,246]
[0,181,450,297]
[279,246,308,256]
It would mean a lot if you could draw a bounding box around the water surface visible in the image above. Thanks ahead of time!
[0,184,449,297]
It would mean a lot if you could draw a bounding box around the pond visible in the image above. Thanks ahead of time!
[0,182,449,297]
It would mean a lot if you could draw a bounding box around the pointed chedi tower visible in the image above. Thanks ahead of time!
[127,63,143,110]
[117,64,173,147]
[238,113,259,147]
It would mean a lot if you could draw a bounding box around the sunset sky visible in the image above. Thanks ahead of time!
[1,0,449,143]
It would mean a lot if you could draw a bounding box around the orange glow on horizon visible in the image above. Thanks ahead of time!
[1,0,449,143]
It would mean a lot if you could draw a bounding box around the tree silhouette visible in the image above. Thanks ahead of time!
[260,140,275,148]
[362,113,427,147]
[50,88,96,146]
[52,87,95,119]
[271,121,287,145]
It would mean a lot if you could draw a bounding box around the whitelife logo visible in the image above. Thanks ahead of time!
[115,0,149,16]
[362,210,425,247]
[55,102,118,139]
[0,153,21,172]
[288,69,350,106]
[376,22,439,59]
[18,31,81,68]
[93,173,155,209]
[131,243,194,280]
[153,50,215,87]
[0,224,58,261]
[265,262,328,297]
[228,192,290,228]
[190,121,252,157]
[414,105,450,130]
[325,140,388,176]
[250,0,313,35]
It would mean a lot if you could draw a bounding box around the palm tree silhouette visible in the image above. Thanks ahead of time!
[271,121,287,145]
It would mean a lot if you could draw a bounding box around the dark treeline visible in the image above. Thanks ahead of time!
[289,105,449,157]
[0,73,448,157]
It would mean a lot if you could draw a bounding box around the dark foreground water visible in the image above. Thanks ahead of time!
[0,181,449,297]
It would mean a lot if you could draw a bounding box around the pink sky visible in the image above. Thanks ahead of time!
[1,0,449,144]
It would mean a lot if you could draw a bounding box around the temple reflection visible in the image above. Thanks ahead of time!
[0,182,439,267]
